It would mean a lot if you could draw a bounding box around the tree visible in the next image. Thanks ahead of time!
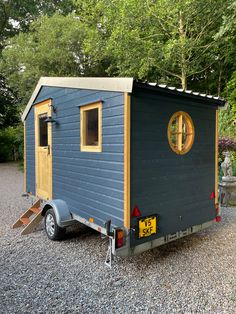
[77,0,231,91]
[0,13,107,106]
[0,75,19,128]
[0,0,75,44]
[0,0,76,133]
[216,1,236,136]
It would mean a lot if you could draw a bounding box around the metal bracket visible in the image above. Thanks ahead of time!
[105,237,113,268]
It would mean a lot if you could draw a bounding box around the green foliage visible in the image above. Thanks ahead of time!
[0,0,236,162]
[76,0,231,91]
[0,13,107,106]
[0,125,24,162]
[216,1,236,138]
[0,76,19,129]
[0,1,77,140]
[218,87,236,152]
[0,0,75,43]
[219,106,236,138]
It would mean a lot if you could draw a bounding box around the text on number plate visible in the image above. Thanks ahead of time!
[138,216,157,238]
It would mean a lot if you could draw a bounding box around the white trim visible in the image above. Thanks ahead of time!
[22,77,134,121]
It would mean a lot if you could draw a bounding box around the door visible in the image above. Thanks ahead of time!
[35,100,52,200]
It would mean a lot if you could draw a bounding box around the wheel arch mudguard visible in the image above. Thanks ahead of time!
[42,199,76,228]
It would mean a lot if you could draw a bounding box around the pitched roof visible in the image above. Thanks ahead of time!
[22,77,226,121]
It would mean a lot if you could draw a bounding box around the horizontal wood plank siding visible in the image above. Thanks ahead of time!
[130,88,217,246]
[34,87,124,227]
[25,108,35,194]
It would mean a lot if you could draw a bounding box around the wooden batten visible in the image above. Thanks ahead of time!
[215,110,219,204]
[177,113,183,151]
[124,92,131,229]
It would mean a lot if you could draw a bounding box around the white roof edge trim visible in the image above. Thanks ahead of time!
[22,77,134,121]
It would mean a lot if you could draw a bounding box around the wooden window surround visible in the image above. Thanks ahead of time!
[168,111,194,155]
[80,102,102,152]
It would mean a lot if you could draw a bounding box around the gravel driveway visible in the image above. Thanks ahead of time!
[0,163,235,314]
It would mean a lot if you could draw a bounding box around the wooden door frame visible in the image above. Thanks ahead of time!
[35,99,52,200]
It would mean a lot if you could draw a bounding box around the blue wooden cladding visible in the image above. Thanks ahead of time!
[130,87,217,246]
[31,86,125,227]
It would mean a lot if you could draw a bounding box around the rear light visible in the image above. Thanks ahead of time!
[215,216,221,223]
[115,229,124,248]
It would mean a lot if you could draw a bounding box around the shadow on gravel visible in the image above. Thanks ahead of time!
[63,223,99,241]
[116,232,214,269]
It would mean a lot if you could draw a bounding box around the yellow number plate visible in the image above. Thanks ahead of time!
[138,216,157,238]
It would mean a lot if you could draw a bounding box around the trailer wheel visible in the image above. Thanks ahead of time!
[44,208,66,241]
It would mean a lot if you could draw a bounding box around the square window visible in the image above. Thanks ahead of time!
[80,102,102,152]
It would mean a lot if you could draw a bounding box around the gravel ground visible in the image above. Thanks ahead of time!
[0,162,235,314]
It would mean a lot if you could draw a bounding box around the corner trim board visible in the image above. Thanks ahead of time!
[124,92,131,229]
[24,121,26,192]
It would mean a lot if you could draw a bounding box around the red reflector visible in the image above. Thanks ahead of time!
[210,191,215,200]
[116,229,124,248]
[215,216,221,223]
[131,206,141,218]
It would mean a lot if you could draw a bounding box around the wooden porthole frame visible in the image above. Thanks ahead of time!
[167,111,195,155]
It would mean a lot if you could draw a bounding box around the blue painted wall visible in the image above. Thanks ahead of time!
[130,87,217,246]
[25,108,35,194]
[33,86,125,228]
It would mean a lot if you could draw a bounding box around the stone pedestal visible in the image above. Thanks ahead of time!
[219,176,236,206]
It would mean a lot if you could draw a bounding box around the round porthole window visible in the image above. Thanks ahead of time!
[167,111,194,155]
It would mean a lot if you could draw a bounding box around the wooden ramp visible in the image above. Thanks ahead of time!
[12,200,43,235]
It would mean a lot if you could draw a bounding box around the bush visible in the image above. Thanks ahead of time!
[0,125,24,162]
[219,137,236,153]
[219,137,236,162]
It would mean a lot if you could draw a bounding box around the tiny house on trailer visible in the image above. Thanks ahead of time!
[16,77,225,263]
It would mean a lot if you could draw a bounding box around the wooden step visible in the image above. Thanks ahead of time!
[12,199,41,229]
[20,217,30,225]
[30,207,41,214]
[21,210,43,235]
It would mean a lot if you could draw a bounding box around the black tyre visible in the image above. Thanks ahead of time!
[44,208,66,241]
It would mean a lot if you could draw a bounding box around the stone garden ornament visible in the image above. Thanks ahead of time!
[221,151,233,178]
[219,151,236,206]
